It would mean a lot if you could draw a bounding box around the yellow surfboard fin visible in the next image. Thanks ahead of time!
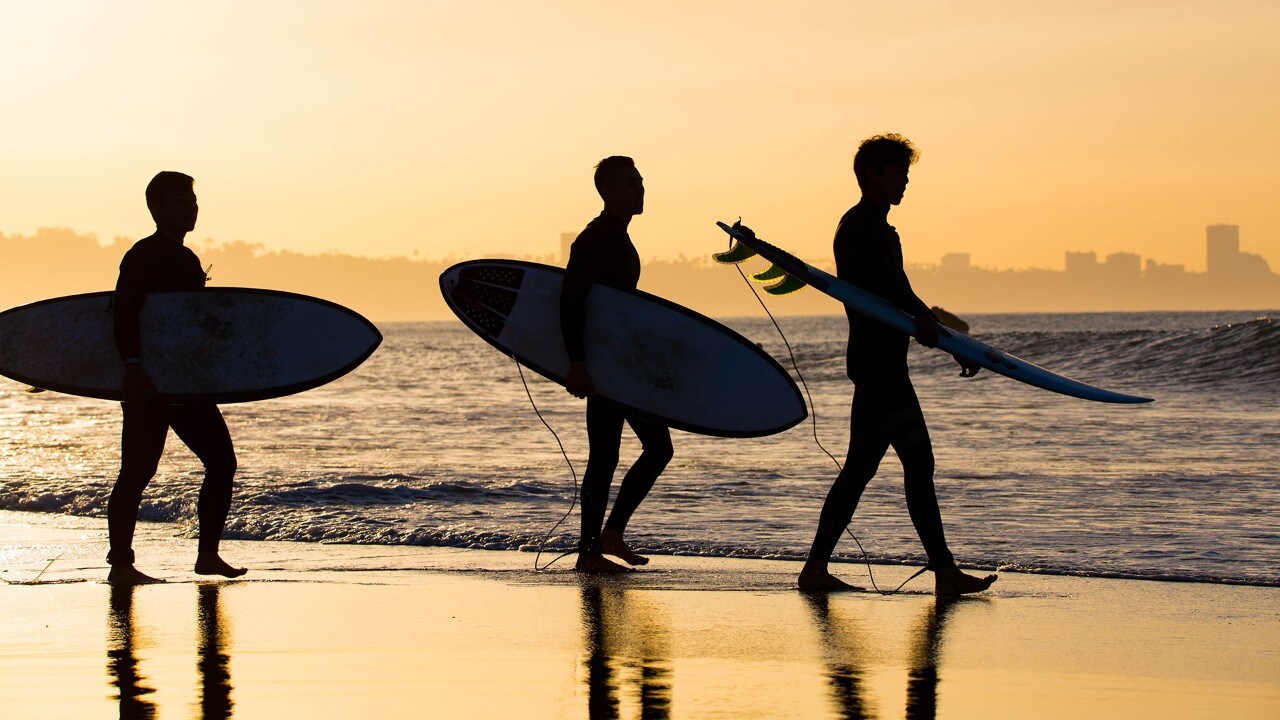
[750,264,788,283]
[713,241,757,264]
[763,274,807,296]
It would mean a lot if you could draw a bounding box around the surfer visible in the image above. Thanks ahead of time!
[105,171,246,584]
[757,134,996,596]
[560,156,673,573]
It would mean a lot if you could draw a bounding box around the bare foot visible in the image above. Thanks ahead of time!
[195,552,247,578]
[601,529,649,566]
[933,565,997,596]
[798,569,865,593]
[574,552,632,574]
[107,565,165,585]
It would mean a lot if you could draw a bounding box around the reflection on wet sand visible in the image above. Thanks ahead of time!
[106,583,236,719]
[904,598,958,720]
[107,584,157,719]
[804,593,877,719]
[578,580,673,719]
[197,583,234,719]
[805,595,963,720]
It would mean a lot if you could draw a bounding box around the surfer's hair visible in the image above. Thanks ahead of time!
[145,171,194,219]
[593,156,636,195]
[853,134,918,188]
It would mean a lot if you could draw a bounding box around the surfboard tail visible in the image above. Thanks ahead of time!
[715,236,808,295]
[761,274,807,295]
[713,240,758,264]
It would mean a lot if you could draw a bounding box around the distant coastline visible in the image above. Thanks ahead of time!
[3,227,1277,321]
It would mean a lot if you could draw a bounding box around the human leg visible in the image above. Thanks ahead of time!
[799,385,891,591]
[887,382,995,595]
[168,404,244,578]
[885,385,953,569]
[601,416,671,566]
[107,402,169,583]
[577,399,629,572]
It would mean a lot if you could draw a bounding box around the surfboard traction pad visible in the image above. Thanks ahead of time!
[450,265,524,338]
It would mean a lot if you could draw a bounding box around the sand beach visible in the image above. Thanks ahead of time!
[2,509,1277,719]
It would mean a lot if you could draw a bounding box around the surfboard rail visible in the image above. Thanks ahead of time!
[440,259,808,438]
[0,287,382,403]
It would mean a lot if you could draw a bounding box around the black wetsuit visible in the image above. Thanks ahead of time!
[809,200,955,569]
[560,211,673,555]
[107,234,236,566]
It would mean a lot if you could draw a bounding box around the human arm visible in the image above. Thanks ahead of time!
[112,252,156,402]
[559,237,596,398]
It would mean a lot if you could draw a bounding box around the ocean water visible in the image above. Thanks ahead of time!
[1,311,1277,586]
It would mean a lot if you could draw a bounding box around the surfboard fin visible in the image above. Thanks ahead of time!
[25,386,46,394]
[713,241,757,264]
[749,264,788,283]
[763,274,807,295]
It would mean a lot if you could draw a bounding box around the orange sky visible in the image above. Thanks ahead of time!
[2,1,1277,272]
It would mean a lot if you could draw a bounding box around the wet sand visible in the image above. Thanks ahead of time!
[2,509,1278,719]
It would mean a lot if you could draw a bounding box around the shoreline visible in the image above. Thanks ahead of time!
[3,509,1279,718]
[5,506,1274,590]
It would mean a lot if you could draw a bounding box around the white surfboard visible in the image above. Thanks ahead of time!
[715,222,1153,404]
[439,260,807,437]
[0,288,382,403]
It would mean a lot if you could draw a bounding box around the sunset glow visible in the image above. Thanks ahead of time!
[2,1,1277,274]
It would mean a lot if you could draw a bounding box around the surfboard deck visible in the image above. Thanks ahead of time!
[439,260,807,437]
[0,288,382,403]
[715,221,1153,404]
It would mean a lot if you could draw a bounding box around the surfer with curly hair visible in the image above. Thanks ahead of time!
[560,156,673,573]
[106,171,246,584]
[797,134,996,595]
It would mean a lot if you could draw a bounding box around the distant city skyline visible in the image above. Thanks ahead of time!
[2,224,1274,321]
[928,224,1273,279]
[558,222,1277,277]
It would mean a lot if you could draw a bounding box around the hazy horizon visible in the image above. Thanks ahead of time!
[3,227,1275,321]
[7,214,1275,272]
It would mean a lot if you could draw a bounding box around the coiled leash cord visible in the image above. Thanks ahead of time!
[514,357,578,571]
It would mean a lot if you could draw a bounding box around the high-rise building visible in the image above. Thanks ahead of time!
[1206,224,1240,274]
[940,252,971,273]
[1065,251,1098,275]
[1144,259,1186,280]
[1104,252,1142,279]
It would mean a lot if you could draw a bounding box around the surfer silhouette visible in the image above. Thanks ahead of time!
[106,171,246,584]
[749,135,996,596]
[560,156,673,573]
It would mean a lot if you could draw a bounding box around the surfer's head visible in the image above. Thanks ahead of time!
[594,156,644,218]
[146,171,198,235]
[853,134,918,207]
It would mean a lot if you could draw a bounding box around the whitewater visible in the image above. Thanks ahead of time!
[1,311,1276,586]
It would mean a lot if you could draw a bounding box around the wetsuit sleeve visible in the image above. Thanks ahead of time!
[886,260,932,317]
[559,237,594,363]
[113,251,147,361]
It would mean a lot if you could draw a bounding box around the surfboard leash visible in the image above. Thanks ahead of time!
[0,550,65,585]
[512,356,579,571]
[726,231,926,595]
